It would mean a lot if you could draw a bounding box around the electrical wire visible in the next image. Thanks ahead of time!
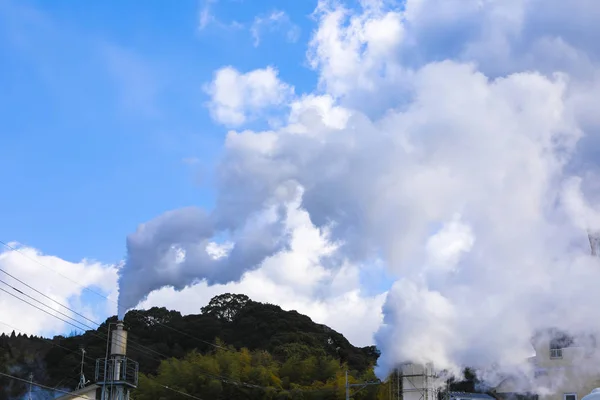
[0,240,342,395]
[0,239,227,352]
[160,385,204,399]
[0,286,91,332]
[0,371,95,399]
[0,266,100,327]
[0,265,167,362]
[0,285,171,365]
[0,320,96,365]
[0,240,108,300]
[0,270,177,363]
[0,274,283,395]
[0,278,96,331]
[0,307,332,397]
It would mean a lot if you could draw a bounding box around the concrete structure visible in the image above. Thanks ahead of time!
[394,363,439,400]
[55,384,100,400]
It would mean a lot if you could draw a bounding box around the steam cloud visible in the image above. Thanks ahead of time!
[118,0,600,384]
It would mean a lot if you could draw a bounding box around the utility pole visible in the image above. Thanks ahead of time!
[346,370,350,400]
[28,373,33,400]
[345,370,380,400]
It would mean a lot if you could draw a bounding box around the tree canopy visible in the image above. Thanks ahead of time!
[135,344,383,400]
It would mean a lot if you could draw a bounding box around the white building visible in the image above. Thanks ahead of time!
[495,329,600,400]
[55,384,100,400]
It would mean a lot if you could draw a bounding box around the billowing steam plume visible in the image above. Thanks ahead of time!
[118,0,600,384]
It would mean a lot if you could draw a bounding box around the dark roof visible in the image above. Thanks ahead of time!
[449,392,495,400]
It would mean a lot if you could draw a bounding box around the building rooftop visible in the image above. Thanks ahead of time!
[55,384,99,400]
[449,392,496,400]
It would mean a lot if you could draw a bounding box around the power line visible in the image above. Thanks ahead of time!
[161,385,204,400]
[0,320,96,365]
[0,286,91,332]
[0,261,175,362]
[0,258,288,395]
[0,239,312,393]
[1,368,284,400]
[0,371,95,399]
[0,240,109,301]
[0,284,168,364]
[0,309,333,397]
[0,280,159,359]
[0,266,101,327]
[0,278,96,332]
[1,239,228,352]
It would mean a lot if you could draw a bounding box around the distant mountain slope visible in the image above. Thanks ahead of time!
[0,293,379,398]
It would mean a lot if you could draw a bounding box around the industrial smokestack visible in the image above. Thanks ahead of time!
[110,321,127,357]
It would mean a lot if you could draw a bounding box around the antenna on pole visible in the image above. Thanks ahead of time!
[345,370,349,400]
[77,347,89,389]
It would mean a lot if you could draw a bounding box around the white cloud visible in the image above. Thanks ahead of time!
[198,0,216,30]
[197,0,244,32]
[0,244,118,337]
[204,66,294,126]
[288,94,350,131]
[250,10,300,47]
[307,0,406,108]
[205,241,234,259]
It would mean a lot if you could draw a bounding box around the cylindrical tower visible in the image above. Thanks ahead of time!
[111,322,128,356]
[96,321,139,400]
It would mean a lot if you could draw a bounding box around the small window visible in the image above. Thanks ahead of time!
[564,393,577,400]
[550,348,563,359]
[550,333,574,356]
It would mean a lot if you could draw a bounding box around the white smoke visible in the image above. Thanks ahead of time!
[118,0,600,383]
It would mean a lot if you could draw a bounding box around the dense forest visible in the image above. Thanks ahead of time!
[0,293,480,399]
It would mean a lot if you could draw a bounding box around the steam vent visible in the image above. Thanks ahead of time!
[95,321,139,400]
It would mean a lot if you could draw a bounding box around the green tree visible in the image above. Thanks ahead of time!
[133,345,380,400]
[201,293,251,322]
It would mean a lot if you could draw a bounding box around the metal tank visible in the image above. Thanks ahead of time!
[111,321,128,356]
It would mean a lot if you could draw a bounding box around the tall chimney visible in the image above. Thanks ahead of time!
[111,321,127,357]
[96,321,138,400]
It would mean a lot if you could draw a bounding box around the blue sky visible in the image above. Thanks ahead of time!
[0,0,317,263]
